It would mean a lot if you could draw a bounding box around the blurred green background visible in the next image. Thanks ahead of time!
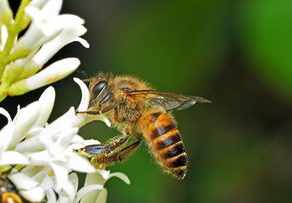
[3,0,292,203]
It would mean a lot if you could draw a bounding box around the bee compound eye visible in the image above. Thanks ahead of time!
[92,80,107,97]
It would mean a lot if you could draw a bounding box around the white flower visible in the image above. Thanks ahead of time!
[76,171,130,203]
[8,58,81,95]
[0,78,128,203]
[0,0,89,101]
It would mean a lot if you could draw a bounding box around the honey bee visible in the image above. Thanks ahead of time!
[78,73,210,180]
[0,173,25,203]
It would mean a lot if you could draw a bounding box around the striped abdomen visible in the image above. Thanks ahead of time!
[138,109,188,180]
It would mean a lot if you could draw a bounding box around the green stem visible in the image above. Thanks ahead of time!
[0,84,7,102]
[14,0,31,32]
[2,26,16,54]
[2,0,31,55]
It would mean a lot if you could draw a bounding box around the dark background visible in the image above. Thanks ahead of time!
[2,0,292,203]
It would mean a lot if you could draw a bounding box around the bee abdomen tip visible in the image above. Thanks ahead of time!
[173,167,187,180]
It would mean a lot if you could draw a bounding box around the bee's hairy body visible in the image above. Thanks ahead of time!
[138,108,187,179]
[82,73,209,180]
[85,74,188,179]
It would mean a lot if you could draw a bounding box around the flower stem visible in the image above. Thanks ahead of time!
[14,0,31,32]
[0,84,7,102]
[3,0,31,55]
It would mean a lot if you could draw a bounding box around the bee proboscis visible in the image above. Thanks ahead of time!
[78,73,210,180]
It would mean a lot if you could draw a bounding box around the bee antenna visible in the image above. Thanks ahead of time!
[76,69,89,79]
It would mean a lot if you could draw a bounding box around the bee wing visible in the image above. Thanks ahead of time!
[126,89,211,111]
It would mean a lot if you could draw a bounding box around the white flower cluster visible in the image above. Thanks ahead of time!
[0,1,130,202]
[0,78,129,203]
[0,0,88,101]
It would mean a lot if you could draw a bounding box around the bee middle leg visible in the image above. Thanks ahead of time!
[91,139,141,168]
[80,135,130,156]
[79,136,141,169]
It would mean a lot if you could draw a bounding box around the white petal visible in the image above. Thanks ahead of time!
[14,16,47,51]
[25,7,54,37]
[55,128,77,146]
[108,172,130,184]
[0,151,29,165]
[32,170,48,183]
[32,24,86,66]
[22,58,80,91]
[9,173,39,190]
[46,107,76,130]
[46,189,57,203]
[39,0,62,16]
[74,77,90,112]
[11,102,40,147]
[15,136,43,153]
[29,0,49,9]
[71,139,100,150]
[0,0,12,21]
[29,151,50,164]
[36,86,56,126]
[20,166,43,177]
[76,184,103,203]
[0,123,15,151]
[26,126,43,137]
[98,114,112,127]
[94,188,108,203]
[39,174,54,190]
[0,25,8,50]
[98,170,110,181]
[17,0,62,51]
[62,179,76,201]
[69,173,79,192]
[43,14,85,34]
[84,172,107,186]
[20,187,45,202]
[27,0,62,18]
[76,37,90,48]
[57,195,70,203]
[50,163,69,191]
[0,107,11,123]
[71,135,85,144]
[67,153,96,173]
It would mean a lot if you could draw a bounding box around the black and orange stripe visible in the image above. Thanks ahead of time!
[138,109,188,180]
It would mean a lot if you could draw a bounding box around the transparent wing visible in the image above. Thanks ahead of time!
[125,89,211,111]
